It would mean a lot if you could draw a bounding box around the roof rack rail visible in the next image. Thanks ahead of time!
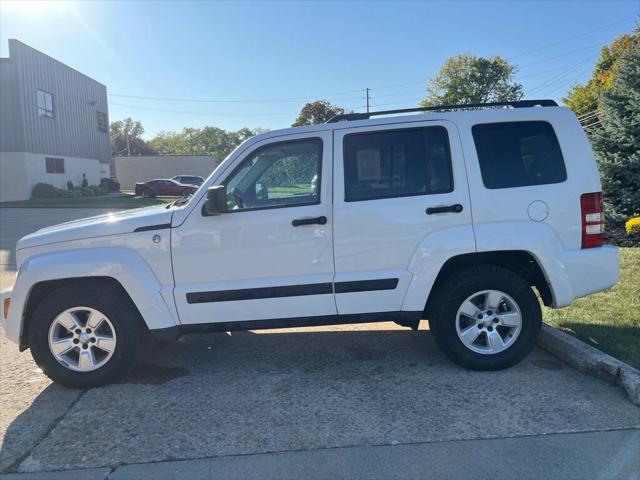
[326,99,558,123]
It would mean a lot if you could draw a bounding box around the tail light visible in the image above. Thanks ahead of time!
[580,192,604,248]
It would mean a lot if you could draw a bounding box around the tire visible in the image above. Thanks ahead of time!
[142,189,154,198]
[29,282,140,388]
[427,265,541,371]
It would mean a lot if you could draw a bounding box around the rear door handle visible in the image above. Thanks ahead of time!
[292,216,327,227]
[426,204,463,215]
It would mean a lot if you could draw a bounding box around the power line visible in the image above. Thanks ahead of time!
[108,102,296,116]
[106,16,634,118]
[517,56,597,80]
[108,90,366,104]
[519,40,611,69]
[107,43,611,109]
[527,62,595,95]
[508,16,635,59]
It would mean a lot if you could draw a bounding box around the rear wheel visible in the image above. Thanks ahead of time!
[29,282,140,388]
[141,189,154,198]
[428,266,541,370]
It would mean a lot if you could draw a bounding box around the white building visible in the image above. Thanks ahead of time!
[0,40,111,202]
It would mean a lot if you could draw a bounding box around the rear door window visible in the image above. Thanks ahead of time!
[343,126,453,202]
[472,121,567,189]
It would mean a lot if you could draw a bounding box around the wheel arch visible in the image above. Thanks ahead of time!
[423,250,554,318]
[21,276,148,350]
[9,248,179,350]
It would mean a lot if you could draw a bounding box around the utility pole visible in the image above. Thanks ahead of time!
[125,133,131,156]
[365,88,371,113]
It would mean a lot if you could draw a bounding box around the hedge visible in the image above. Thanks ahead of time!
[32,180,120,199]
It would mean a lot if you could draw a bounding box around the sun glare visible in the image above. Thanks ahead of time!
[2,0,73,18]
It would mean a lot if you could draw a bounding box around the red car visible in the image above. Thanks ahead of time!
[134,179,198,198]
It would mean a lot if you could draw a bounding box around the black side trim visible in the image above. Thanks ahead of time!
[186,283,333,304]
[334,278,398,293]
[134,223,172,233]
[153,311,422,337]
[186,278,400,304]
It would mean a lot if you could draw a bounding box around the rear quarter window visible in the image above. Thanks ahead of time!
[472,121,567,189]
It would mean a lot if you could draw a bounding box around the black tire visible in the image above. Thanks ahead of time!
[29,282,140,388]
[427,265,541,371]
[142,189,154,198]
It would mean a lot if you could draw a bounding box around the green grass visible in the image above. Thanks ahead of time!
[543,247,640,369]
[0,196,172,209]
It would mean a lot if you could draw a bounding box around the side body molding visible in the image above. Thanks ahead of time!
[402,224,477,312]
[6,248,178,344]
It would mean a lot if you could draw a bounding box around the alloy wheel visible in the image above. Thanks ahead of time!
[454,290,522,355]
[47,307,117,372]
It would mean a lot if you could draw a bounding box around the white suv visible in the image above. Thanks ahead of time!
[1,100,620,387]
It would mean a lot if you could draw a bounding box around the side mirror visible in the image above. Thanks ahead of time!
[202,185,228,216]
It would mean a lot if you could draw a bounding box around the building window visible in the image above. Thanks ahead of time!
[97,111,108,133]
[45,157,65,174]
[37,89,54,118]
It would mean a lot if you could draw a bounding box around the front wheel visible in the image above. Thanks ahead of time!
[428,266,541,370]
[29,282,140,388]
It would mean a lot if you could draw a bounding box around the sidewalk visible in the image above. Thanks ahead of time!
[2,429,638,480]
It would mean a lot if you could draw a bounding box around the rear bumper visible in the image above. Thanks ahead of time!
[555,245,619,307]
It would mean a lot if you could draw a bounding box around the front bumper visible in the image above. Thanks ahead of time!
[0,285,19,344]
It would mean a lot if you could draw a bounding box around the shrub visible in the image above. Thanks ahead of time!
[32,183,60,198]
[626,217,640,236]
[32,182,112,199]
[100,177,120,192]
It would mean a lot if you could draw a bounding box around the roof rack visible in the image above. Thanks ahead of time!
[326,99,558,123]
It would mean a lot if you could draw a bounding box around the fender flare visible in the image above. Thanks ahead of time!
[401,222,572,313]
[401,224,476,312]
[7,248,178,345]
[473,222,575,307]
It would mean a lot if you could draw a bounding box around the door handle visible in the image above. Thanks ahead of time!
[426,204,463,215]
[292,216,327,227]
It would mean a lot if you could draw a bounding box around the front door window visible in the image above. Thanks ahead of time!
[224,138,322,211]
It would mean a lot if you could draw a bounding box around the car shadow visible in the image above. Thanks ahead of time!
[0,326,436,472]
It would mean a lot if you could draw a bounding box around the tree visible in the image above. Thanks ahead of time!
[149,127,266,159]
[563,30,640,124]
[420,54,523,107]
[590,41,640,223]
[292,100,348,126]
[110,118,157,156]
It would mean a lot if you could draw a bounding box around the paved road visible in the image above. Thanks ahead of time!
[1,208,638,478]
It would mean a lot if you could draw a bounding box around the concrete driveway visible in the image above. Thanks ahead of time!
[0,208,638,478]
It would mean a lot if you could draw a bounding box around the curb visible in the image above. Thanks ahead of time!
[538,324,640,406]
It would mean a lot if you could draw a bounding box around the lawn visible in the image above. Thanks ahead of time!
[0,195,172,209]
[543,247,640,369]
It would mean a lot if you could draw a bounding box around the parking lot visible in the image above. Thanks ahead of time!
[1,208,639,478]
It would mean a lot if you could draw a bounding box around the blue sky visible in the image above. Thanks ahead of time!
[1,0,638,137]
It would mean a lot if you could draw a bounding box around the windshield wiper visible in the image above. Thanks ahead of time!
[167,193,194,209]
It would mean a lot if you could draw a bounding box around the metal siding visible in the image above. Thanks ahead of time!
[8,40,111,162]
[0,58,24,152]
